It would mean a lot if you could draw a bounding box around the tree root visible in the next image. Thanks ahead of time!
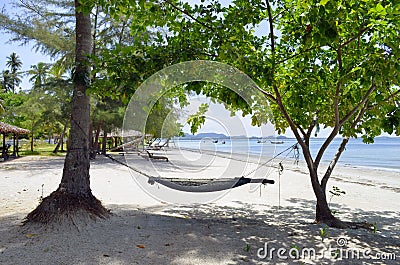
[23,189,110,225]
[316,216,374,231]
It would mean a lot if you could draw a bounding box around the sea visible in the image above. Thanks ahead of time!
[175,137,400,172]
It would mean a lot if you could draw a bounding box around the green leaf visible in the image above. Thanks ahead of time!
[375,94,384,102]
[320,0,329,6]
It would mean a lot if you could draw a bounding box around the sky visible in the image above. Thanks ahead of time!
[179,95,277,137]
[0,0,53,90]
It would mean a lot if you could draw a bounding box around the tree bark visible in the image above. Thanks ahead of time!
[24,0,108,224]
[101,131,108,155]
[53,120,68,154]
[12,133,16,156]
[30,131,34,152]
[94,120,102,151]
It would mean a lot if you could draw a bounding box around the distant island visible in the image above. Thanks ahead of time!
[178,133,288,140]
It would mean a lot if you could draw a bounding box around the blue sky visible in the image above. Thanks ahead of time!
[0,0,53,90]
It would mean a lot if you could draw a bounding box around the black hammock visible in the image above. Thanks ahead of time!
[103,144,298,193]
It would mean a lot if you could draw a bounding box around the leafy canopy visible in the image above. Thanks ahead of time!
[102,0,399,141]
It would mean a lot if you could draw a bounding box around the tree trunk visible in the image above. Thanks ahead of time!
[16,134,19,157]
[101,131,108,155]
[24,1,108,224]
[89,121,94,150]
[30,131,34,152]
[61,137,64,152]
[53,121,68,154]
[1,133,5,159]
[302,146,349,228]
[12,133,16,156]
[94,120,102,152]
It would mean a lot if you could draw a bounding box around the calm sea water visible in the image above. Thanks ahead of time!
[175,137,400,172]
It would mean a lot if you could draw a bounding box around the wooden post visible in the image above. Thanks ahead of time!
[16,134,19,157]
[12,133,16,156]
[2,133,5,159]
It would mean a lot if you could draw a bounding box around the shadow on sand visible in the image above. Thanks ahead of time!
[0,200,398,265]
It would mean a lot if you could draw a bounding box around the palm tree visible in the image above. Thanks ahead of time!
[25,0,109,224]
[1,70,12,93]
[6,52,22,73]
[28,62,50,88]
[6,52,23,93]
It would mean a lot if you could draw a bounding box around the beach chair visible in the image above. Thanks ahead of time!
[144,150,169,162]
[147,138,170,151]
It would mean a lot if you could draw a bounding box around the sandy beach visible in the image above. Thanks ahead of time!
[0,148,399,264]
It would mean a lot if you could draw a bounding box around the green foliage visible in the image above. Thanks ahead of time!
[144,97,183,138]
[2,52,23,93]
[243,243,251,252]
[186,103,208,135]
[97,0,399,143]
[0,0,75,61]
[319,225,330,242]
[372,222,378,234]
[290,244,300,257]
[28,63,51,88]
[91,96,125,133]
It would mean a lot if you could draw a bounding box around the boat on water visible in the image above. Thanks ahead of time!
[221,141,226,144]
[212,140,218,143]
[270,140,284,144]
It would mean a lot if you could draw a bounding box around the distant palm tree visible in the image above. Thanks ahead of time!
[6,52,23,92]
[1,70,12,93]
[28,62,50,88]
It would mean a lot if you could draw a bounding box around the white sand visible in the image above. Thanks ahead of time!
[0,149,399,264]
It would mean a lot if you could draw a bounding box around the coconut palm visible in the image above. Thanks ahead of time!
[1,70,12,93]
[5,52,23,92]
[28,62,50,89]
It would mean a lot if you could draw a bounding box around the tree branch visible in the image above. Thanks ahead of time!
[265,0,307,157]
[266,0,275,58]
[305,121,316,146]
[312,49,343,168]
[339,82,376,126]
[255,85,277,102]
[320,137,349,192]
[314,82,376,168]
[277,45,322,65]
[295,122,306,138]
[368,87,400,110]
[320,101,369,192]
[339,26,370,49]
[163,0,215,33]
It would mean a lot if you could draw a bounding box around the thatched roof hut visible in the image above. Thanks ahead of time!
[1,122,30,160]
[0,122,30,135]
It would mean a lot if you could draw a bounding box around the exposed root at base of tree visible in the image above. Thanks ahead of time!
[317,216,374,231]
[23,189,110,226]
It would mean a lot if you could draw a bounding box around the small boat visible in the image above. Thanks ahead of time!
[257,139,267,143]
[212,140,218,143]
[221,141,226,144]
[270,140,284,144]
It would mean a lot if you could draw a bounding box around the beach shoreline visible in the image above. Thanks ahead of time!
[176,137,400,172]
[0,151,399,264]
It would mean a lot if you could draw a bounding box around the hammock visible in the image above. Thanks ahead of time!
[147,176,274,193]
[104,143,297,193]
